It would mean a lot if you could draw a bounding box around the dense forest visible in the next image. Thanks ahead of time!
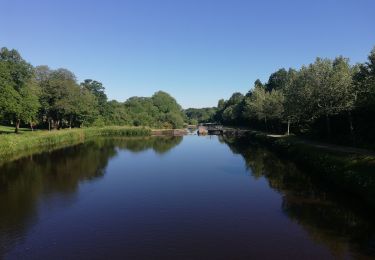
[213,46,375,146]
[0,47,185,132]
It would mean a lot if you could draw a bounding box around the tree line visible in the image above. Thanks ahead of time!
[214,46,375,146]
[0,47,185,133]
[184,107,217,125]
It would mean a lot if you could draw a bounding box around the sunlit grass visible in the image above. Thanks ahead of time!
[0,126,151,164]
[0,125,31,134]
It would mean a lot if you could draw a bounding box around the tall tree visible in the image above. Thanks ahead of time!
[266,68,289,92]
[42,68,78,129]
[19,79,41,130]
[34,65,53,128]
[243,85,267,127]
[307,57,354,136]
[81,79,108,116]
[282,68,307,135]
[354,47,375,108]
[0,47,39,133]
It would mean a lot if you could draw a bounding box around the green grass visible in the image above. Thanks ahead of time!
[0,126,151,164]
[0,125,31,134]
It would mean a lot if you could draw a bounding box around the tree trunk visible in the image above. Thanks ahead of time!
[326,114,331,137]
[69,115,72,129]
[287,119,290,136]
[15,119,20,134]
[30,122,34,131]
[48,119,51,131]
[264,117,268,132]
[348,111,355,145]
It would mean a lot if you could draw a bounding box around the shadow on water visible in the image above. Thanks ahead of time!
[220,135,375,259]
[0,136,182,258]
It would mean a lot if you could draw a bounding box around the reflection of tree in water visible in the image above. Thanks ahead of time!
[221,135,375,259]
[114,136,183,154]
[0,136,182,258]
[0,140,116,257]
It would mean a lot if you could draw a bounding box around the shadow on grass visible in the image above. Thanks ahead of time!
[0,125,32,135]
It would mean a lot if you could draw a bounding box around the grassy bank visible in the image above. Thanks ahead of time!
[0,126,151,164]
[245,131,375,207]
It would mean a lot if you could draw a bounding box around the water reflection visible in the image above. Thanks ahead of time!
[221,135,375,259]
[0,136,182,258]
[113,136,183,154]
[1,135,375,259]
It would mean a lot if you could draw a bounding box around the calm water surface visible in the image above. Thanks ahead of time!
[0,135,374,259]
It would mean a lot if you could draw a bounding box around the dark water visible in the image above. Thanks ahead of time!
[0,135,375,259]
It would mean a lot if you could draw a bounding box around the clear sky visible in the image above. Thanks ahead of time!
[1,0,374,108]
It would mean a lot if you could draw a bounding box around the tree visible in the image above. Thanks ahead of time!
[264,90,284,123]
[266,68,289,92]
[282,69,307,135]
[81,79,108,116]
[218,93,245,125]
[75,87,99,127]
[0,62,18,120]
[0,47,39,133]
[354,47,375,108]
[184,107,217,124]
[217,99,225,110]
[306,57,354,136]
[42,68,79,129]
[151,91,185,128]
[243,85,267,127]
[34,65,53,128]
[19,79,41,130]
[105,100,130,126]
[243,86,284,131]
[2,47,188,131]
[152,91,181,113]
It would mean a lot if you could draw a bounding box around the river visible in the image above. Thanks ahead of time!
[0,135,374,259]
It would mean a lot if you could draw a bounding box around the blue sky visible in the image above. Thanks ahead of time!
[1,0,374,108]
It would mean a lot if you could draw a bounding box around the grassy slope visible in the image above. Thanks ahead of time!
[0,126,151,164]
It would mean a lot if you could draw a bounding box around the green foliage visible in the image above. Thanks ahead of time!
[184,107,217,124]
[19,79,41,127]
[92,116,106,127]
[354,47,375,108]
[265,68,292,92]
[0,47,38,132]
[214,45,375,145]
[1,47,186,131]
[152,91,181,112]
[215,92,245,125]
[104,91,186,129]
[243,86,284,130]
[35,67,100,128]
[81,79,108,116]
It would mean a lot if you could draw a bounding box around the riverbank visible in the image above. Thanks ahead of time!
[244,131,375,207]
[151,129,188,136]
[0,126,151,164]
